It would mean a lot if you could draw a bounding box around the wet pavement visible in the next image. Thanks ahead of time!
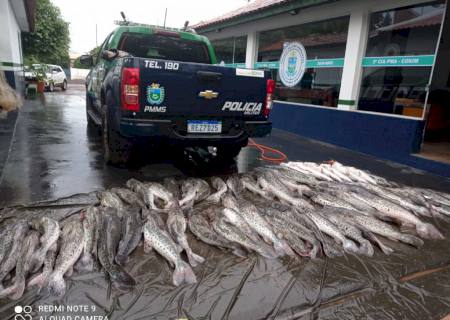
[0,83,450,319]
[0,109,18,185]
[0,82,449,207]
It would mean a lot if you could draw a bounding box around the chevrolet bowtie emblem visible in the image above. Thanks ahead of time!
[198,90,219,99]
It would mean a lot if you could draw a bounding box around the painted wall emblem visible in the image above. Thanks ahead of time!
[279,42,307,87]
[147,83,165,105]
[287,55,297,75]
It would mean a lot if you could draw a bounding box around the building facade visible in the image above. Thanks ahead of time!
[0,0,36,91]
[196,0,450,176]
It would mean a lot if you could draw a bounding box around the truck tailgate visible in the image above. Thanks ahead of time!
[138,59,270,119]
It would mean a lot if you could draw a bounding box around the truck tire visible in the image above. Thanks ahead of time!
[101,105,133,165]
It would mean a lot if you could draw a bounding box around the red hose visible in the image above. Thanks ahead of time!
[247,138,288,163]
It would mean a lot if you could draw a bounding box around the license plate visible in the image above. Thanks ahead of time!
[187,120,222,133]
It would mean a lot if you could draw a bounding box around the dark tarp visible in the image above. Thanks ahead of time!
[0,195,449,320]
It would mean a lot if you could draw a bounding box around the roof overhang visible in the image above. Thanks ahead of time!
[195,0,337,34]
[10,0,36,32]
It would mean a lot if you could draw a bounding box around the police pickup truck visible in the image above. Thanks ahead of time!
[80,24,273,164]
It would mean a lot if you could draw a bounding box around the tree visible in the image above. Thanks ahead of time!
[72,45,101,69]
[22,0,70,68]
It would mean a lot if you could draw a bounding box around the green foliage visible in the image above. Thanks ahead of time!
[28,65,47,81]
[89,45,101,57]
[72,46,101,69]
[22,0,70,68]
[72,57,86,69]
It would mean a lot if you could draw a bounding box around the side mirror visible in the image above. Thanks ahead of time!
[80,55,93,67]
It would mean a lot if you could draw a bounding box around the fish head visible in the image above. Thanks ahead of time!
[181,178,196,193]
[29,217,42,231]
[222,194,238,210]
[196,179,211,199]
[226,176,244,196]
[211,177,226,191]
[125,178,144,191]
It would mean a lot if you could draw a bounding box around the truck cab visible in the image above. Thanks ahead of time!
[81,24,273,164]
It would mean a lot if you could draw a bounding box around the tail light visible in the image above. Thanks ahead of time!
[121,67,140,111]
[263,79,275,118]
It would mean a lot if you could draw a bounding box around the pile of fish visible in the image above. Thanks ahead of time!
[0,161,449,300]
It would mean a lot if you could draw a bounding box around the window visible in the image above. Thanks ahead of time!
[358,2,445,117]
[118,33,211,64]
[257,16,350,107]
[96,33,113,64]
[211,36,247,65]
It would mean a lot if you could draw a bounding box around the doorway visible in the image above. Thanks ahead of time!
[421,2,450,164]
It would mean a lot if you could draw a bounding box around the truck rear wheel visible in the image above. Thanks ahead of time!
[101,106,133,165]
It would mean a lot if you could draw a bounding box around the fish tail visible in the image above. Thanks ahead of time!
[109,265,136,287]
[9,280,25,300]
[359,240,375,257]
[290,245,311,258]
[399,234,424,247]
[0,284,17,299]
[378,242,394,255]
[78,254,95,272]
[47,273,66,297]
[415,207,432,218]
[417,223,445,240]
[186,251,205,267]
[274,240,296,257]
[342,239,359,254]
[173,261,197,286]
[257,245,278,259]
[27,272,47,290]
[231,248,247,258]
[363,230,394,255]
[308,243,320,259]
[114,253,128,267]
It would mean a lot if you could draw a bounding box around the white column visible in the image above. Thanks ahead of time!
[245,31,259,69]
[337,8,370,110]
[0,0,14,64]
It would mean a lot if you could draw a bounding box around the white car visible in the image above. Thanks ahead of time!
[24,64,68,92]
[46,64,68,91]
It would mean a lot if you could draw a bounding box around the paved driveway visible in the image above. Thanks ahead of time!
[0,83,450,319]
[0,83,449,206]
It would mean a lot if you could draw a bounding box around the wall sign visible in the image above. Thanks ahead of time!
[254,61,280,69]
[362,55,435,67]
[279,42,307,87]
[253,59,344,69]
[306,58,344,68]
[225,55,435,69]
